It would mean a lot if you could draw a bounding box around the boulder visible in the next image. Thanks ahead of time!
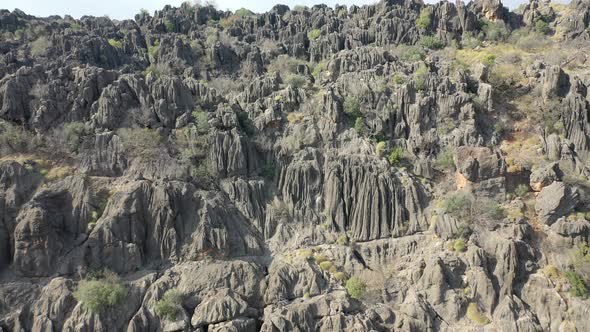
[535,182,579,225]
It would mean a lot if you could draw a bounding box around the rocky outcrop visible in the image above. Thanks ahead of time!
[324,155,429,241]
[535,181,579,225]
[13,176,92,277]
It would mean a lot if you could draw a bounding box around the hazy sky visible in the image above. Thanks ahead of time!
[1,0,549,20]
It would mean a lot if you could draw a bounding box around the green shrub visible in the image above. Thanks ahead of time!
[414,65,429,91]
[345,276,367,300]
[514,184,529,197]
[312,61,328,79]
[461,32,482,49]
[433,148,455,172]
[343,97,361,118]
[535,19,550,35]
[0,122,35,155]
[235,8,254,17]
[376,141,387,157]
[480,19,509,41]
[481,54,496,66]
[268,55,306,74]
[334,271,347,281]
[388,147,404,165]
[336,234,348,245]
[285,74,306,89]
[154,289,184,320]
[313,254,327,264]
[399,46,425,62]
[164,19,174,32]
[31,37,50,57]
[298,249,313,259]
[453,238,466,252]
[192,110,209,134]
[392,74,404,85]
[117,128,164,159]
[419,35,445,50]
[442,191,473,220]
[565,271,588,298]
[64,122,91,153]
[416,8,432,30]
[307,29,321,40]
[319,261,333,271]
[474,198,505,220]
[354,117,364,135]
[466,302,490,325]
[108,38,123,49]
[73,273,127,314]
[148,41,160,59]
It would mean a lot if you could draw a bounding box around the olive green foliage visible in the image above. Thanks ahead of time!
[419,36,445,50]
[192,110,209,135]
[70,23,82,30]
[319,261,333,271]
[481,54,496,66]
[0,122,35,155]
[312,61,328,79]
[565,271,588,298]
[535,19,550,35]
[392,74,404,85]
[376,141,387,157]
[453,238,466,252]
[307,29,321,40]
[461,32,482,49]
[31,36,51,57]
[414,65,429,91]
[154,289,185,320]
[443,191,474,220]
[117,128,164,158]
[336,234,348,245]
[164,19,174,32]
[234,8,254,17]
[73,272,127,314]
[63,122,92,154]
[434,148,455,172]
[343,97,361,118]
[466,303,490,325]
[285,74,307,89]
[345,276,367,300]
[388,147,404,165]
[398,46,425,62]
[473,198,505,220]
[334,271,347,281]
[268,55,306,74]
[148,41,160,59]
[108,38,123,49]
[354,117,365,135]
[480,19,509,41]
[514,184,529,197]
[416,8,432,30]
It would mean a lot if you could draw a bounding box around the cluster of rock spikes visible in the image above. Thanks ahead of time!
[1,0,590,330]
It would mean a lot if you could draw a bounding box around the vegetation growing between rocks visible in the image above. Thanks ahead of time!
[345,276,367,300]
[74,272,127,314]
[154,289,185,320]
